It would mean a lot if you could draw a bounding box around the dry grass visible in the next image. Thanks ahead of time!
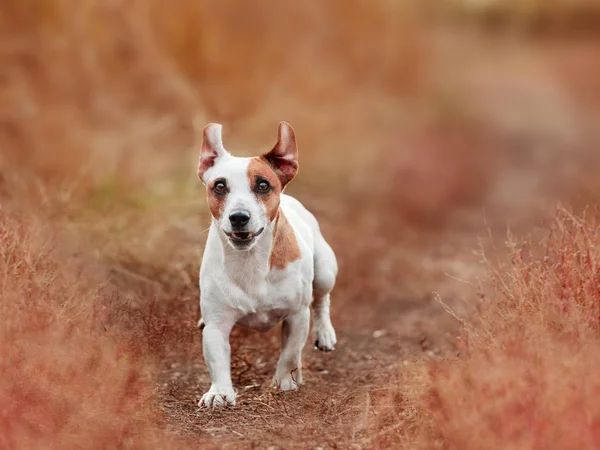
[0,212,188,449]
[371,208,600,448]
[2,0,600,449]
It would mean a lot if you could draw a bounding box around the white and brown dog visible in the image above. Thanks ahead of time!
[196,121,338,407]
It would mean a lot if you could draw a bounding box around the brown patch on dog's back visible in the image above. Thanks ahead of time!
[270,209,301,270]
[247,157,283,221]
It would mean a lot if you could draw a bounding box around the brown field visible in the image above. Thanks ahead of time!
[1,1,600,449]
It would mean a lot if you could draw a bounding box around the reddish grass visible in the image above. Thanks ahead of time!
[372,208,600,448]
[0,212,188,449]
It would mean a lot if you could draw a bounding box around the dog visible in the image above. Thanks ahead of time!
[196,121,338,407]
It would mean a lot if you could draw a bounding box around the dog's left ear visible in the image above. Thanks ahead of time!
[197,123,229,183]
[263,121,298,187]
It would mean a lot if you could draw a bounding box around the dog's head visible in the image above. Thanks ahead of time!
[197,121,298,250]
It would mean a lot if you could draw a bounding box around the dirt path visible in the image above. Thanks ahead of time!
[157,291,458,449]
[152,206,475,449]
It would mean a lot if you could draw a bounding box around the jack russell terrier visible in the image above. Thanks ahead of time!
[196,121,338,407]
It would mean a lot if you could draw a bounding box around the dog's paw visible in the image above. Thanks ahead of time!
[273,373,300,392]
[313,321,337,352]
[198,386,236,408]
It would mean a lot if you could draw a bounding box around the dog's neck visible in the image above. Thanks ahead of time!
[211,208,301,286]
[213,208,291,281]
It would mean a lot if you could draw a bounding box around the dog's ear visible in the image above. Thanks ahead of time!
[263,121,298,187]
[197,123,229,182]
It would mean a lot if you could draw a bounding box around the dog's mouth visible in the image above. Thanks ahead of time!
[225,228,264,245]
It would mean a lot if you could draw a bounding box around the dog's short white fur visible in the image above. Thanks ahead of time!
[196,121,338,407]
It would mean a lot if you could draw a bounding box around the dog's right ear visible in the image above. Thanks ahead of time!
[197,123,228,183]
[262,121,298,188]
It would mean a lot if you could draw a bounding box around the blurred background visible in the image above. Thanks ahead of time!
[1,1,600,448]
[2,1,599,218]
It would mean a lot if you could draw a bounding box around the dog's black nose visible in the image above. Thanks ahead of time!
[229,210,250,228]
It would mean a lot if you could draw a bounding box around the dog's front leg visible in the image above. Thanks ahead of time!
[199,319,236,407]
[274,307,310,391]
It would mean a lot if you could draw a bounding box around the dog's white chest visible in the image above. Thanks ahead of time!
[228,264,312,331]
[236,308,291,332]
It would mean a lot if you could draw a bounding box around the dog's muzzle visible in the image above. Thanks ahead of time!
[225,227,264,247]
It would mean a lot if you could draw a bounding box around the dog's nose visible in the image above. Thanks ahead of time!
[229,210,250,228]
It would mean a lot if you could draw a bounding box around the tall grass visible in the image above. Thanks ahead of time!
[373,208,600,448]
[0,212,186,449]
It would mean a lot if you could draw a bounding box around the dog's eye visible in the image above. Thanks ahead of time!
[256,180,271,193]
[213,181,227,194]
